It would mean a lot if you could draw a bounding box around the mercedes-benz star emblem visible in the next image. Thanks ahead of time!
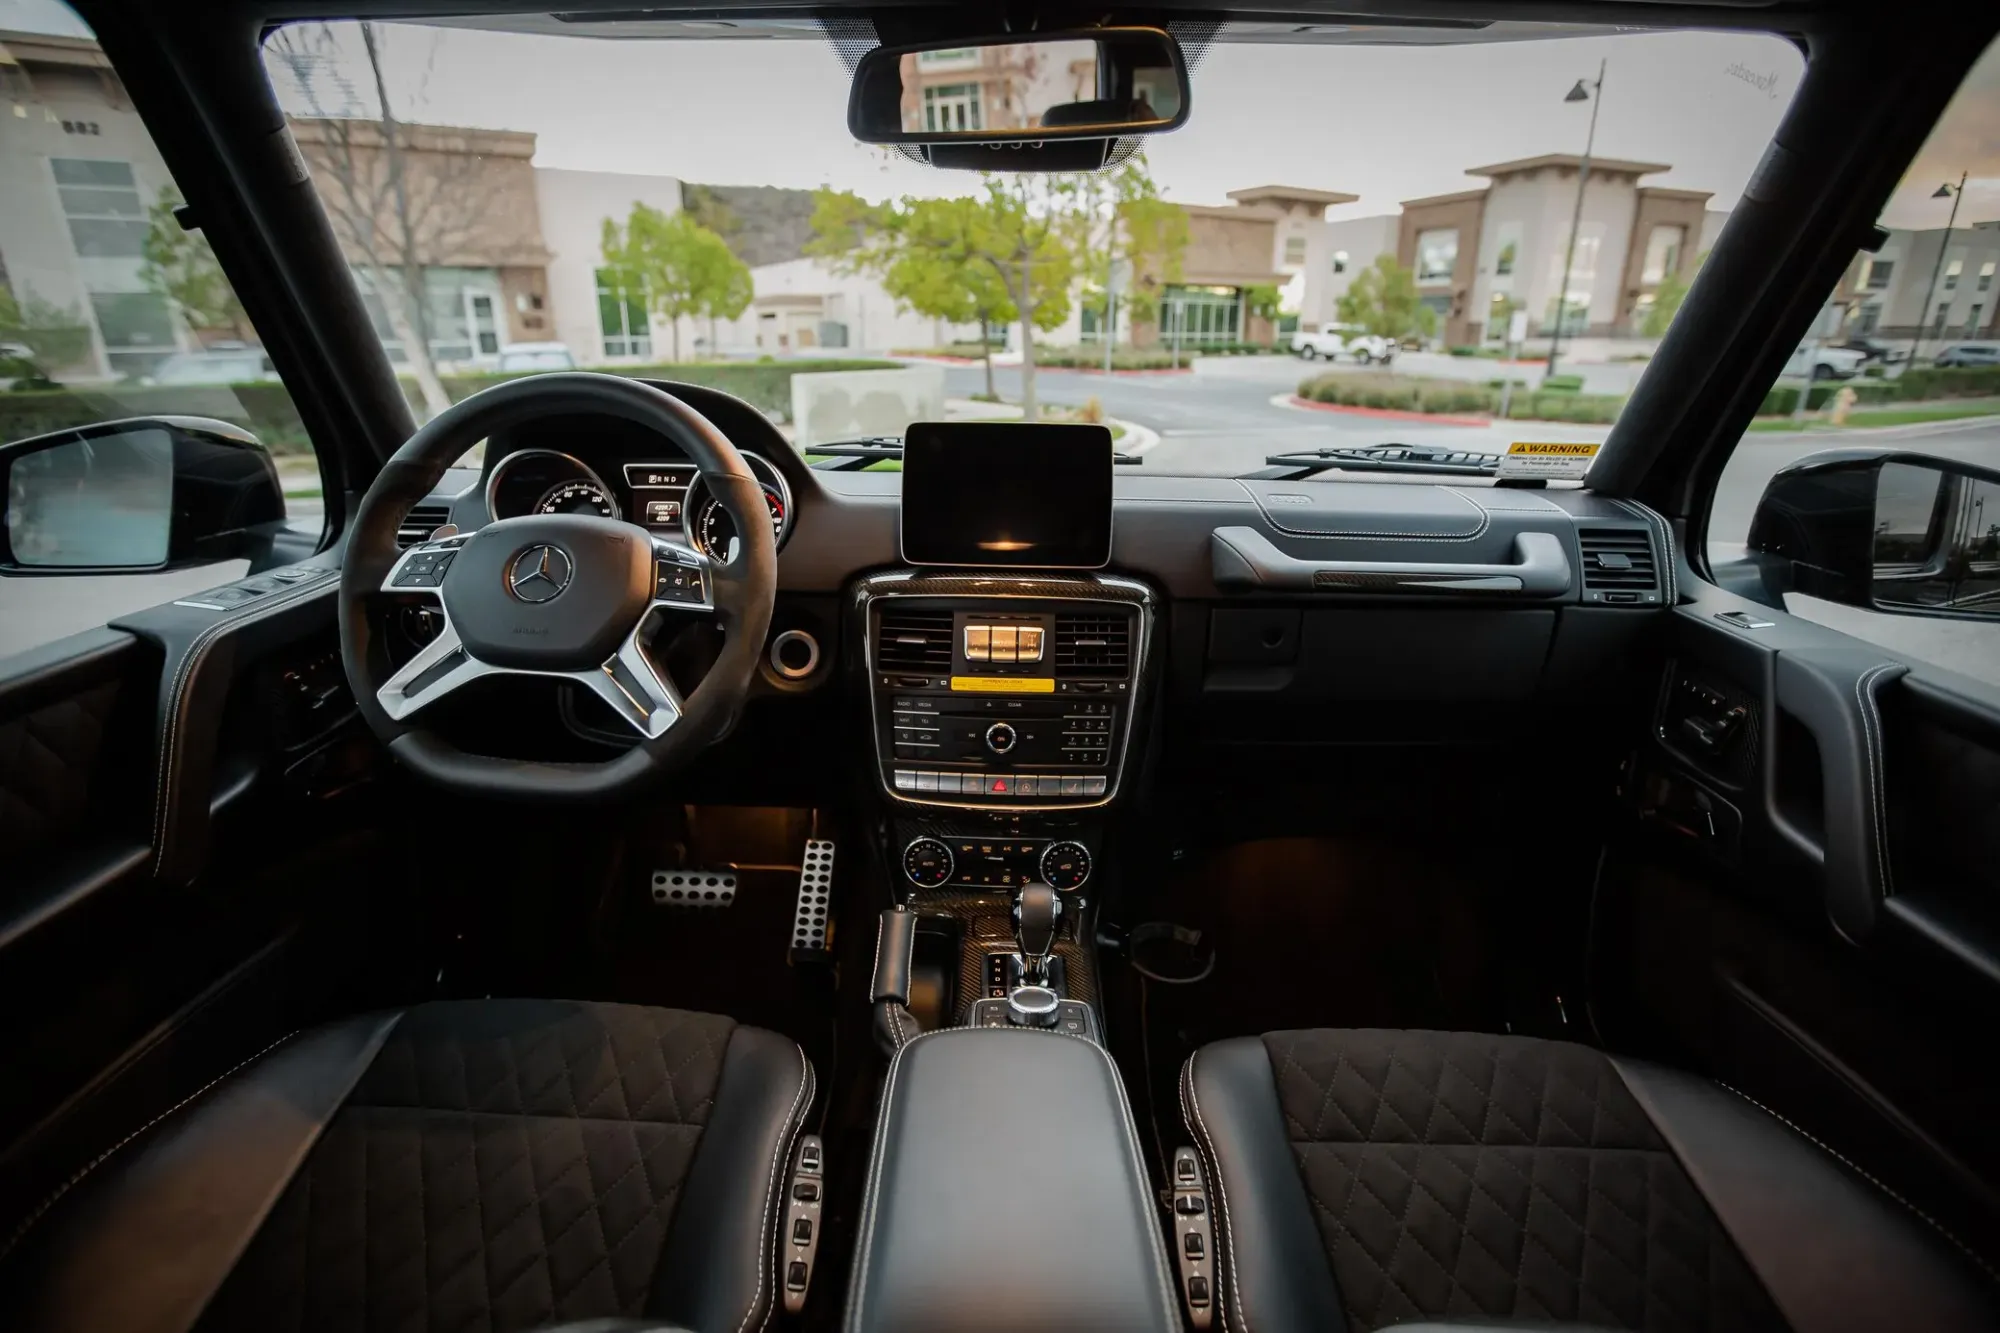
[507,544,573,603]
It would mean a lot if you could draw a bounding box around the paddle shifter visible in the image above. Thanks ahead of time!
[1008,880,1063,1027]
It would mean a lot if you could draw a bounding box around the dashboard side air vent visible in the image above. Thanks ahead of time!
[397,504,452,549]
[876,610,954,671]
[1578,527,1659,601]
[1053,612,1131,675]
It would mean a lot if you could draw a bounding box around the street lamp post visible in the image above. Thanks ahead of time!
[1917,172,1967,364]
[1547,58,1606,383]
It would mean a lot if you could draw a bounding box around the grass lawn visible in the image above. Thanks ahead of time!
[1748,397,2000,432]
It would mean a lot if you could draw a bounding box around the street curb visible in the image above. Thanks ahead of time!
[1279,393,1491,428]
[1041,366,1194,377]
[1112,417,1161,456]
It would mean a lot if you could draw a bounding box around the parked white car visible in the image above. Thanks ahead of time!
[496,342,578,372]
[1291,323,1397,365]
[1781,342,1867,381]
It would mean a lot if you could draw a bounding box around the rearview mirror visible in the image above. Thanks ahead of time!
[1738,449,2000,621]
[848,28,1190,147]
[1,416,287,574]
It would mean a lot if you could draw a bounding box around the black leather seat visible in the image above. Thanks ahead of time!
[0,999,814,1333]
[1182,1028,1998,1333]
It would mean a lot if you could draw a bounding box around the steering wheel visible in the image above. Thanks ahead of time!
[338,373,777,800]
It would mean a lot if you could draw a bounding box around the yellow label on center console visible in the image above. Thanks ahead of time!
[950,675,1056,694]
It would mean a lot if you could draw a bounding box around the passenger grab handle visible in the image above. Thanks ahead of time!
[1210,526,1573,596]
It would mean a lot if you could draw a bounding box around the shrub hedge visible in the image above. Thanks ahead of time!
[1758,379,1902,415]
[0,359,899,456]
[1034,347,1184,369]
[1297,372,1626,423]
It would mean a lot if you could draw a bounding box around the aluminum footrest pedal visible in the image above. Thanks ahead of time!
[788,838,835,962]
[1171,1145,1215,1328]
[780,1134,825,1315]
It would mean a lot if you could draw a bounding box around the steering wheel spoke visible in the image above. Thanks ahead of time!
[576,622,684,739]
[377,615,491,721]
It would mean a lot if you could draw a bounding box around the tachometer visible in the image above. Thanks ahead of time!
[694,485,785,558]
[534,479,618,518]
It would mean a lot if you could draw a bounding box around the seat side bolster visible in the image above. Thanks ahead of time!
[1609,1056,2000,1333]
[1182,1037,1348,1333]
[1,1009,404,1333]
[650,1025,812,1333]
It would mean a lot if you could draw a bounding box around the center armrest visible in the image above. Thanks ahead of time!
[845,1027,1180,1332]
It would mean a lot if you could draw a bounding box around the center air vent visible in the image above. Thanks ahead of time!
[1053,612,1131,675]
[397,504,452,549]
[1578,527,1659,603]
[876,610,954,671]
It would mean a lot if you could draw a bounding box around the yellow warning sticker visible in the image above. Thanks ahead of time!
[1496,440,1601,481]
[950,676,1056,694]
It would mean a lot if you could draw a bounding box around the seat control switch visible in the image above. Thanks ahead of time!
[780,1134,825,1315]
[1172,1146,1215,1330]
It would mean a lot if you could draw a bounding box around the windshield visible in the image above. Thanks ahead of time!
[261,20,1804,477]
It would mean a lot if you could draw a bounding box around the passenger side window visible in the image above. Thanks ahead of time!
[1705,35,2000,686]
[0,2,324,660]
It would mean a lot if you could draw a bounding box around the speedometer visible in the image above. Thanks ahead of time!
[534,480,618,518]
[694,485,785,558]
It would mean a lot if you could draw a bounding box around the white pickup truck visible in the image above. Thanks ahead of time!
[1292,322,1397,365]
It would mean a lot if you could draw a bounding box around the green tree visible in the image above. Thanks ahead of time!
[1641,250,1706,337]
[601,203,749,362]
[810,180,1076,415]
[1065,158,1189,342]
[1336,255,1436,343]
[1243,283,1283,333]
[0,285,93,379]
[140,187,250,342]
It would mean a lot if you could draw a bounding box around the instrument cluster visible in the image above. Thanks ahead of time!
[485,447,794,558]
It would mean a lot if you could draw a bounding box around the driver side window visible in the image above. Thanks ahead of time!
[0,4,324,660]
[1704,35,2000,686]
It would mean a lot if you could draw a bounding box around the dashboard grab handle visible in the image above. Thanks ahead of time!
[1210,526,1572,597]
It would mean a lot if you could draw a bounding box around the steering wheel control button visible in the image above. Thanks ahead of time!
[984,721,1018,754]
[902,838,954,888]
[655,562,708,605]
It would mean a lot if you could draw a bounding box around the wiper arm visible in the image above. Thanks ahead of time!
[805,435,1143,468]
[1246,443,1499,480]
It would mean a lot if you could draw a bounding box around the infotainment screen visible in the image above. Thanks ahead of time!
[899,422,1114,570]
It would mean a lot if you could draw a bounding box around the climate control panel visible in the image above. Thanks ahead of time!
[900,834,1094,892]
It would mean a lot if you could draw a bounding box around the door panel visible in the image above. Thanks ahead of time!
[1595,580,2000,1274]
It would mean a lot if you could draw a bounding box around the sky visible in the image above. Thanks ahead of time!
[7,0,1997,228]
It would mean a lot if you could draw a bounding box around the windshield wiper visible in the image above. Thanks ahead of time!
[805,436,1143,469]
[1247,443,1500,480]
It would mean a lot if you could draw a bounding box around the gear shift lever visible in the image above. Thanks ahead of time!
[1012,881,1062,985]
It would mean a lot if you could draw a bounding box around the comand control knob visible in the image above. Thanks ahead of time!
[1006,984,1061,1027]
[1039,841,1092,892]
[984,721,1018,755]
[902,837,954,889]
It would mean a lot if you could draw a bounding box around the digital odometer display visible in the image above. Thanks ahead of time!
[900,422,1114,570]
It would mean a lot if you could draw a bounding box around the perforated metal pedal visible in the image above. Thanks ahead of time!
[650,869,738,907]
[789,839,835,960]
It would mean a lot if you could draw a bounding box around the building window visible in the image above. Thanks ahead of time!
[52,158,148,258]
[1283,234,1307,266]
[923,83,983,132]
[1968,303,1985,333]
[1944,258,1962,291]
[1161,285,1242,345]
[89,291,177,377]
[1934,303,1951,335]
[1331,250,1349,275]
[597,268,651,359]
[919,48,977,64]
[1866,259,1894,290]
[1980,261,1996,293]
[1415,228,1457,284]
[1641,224,1685,285]
[1858,303,1882,334]
[1543,292,1590,336]
[1495,240,1517,277]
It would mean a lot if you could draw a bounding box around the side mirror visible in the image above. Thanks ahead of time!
[1,416,287,574]
[1740,449,2000,621]
[848,27,1190,151]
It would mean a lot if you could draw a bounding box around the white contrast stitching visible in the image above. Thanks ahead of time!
[150,571,339,873]
[1182,1051,1246,1333]
[1611,498,1677,604]
[0,1028,303,1263]
[1854,662,1902,900]
[740,1042,813,1333]
[1236,480,1491,542]
[1716,1081,1999,1287]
